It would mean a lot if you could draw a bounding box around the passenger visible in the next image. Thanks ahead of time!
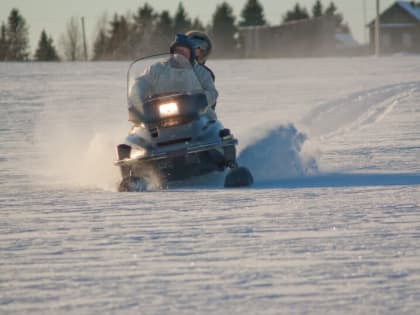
[186,30,215,81]
[186,31,217,110]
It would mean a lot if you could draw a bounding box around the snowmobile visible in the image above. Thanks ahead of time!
[115,54,253,191]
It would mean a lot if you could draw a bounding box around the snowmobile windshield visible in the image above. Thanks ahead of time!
[127,54,208,123]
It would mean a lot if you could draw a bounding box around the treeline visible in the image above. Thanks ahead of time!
[92,0,349,60]
[0,8,59,61]
[0,0,350,61]
[92,3,207,60]
[282,0,350,33]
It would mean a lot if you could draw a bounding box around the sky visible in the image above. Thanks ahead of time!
[1,0,396,55]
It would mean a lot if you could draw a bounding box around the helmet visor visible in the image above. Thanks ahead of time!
[191,38,209,53]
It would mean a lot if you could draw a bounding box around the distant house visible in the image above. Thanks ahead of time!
[368,1,420,54]
[238,16,361,58]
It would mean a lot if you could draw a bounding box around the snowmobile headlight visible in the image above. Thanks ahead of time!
[159,102,179,117]
[130,147,146,159]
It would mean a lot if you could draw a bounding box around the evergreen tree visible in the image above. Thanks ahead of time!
[324,2,337,16]
[93,28,109,60]
[107,14,130,59]
[312,0,323,17]
[35,30,59,61]
[282,3,309,23]
[239,0,267,27]
[132,3,157,57]
[105,14,119,58]
[0,23,7,61]
[133,4,156,42]
[173,3,191,33]
[6,8,29,61]
[133,3,156,31]
[153,10,174,52]
[155,10,173,35]
[91,13,109,60]
[210,2,237,57]
[191,17,205,31]
[325,2,350,33]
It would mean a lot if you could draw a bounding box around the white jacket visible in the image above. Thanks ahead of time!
[133,58,218,109]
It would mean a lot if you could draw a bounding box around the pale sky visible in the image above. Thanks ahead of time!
[1,0,395,55]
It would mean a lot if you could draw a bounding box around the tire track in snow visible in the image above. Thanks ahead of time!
[301,81,420,138]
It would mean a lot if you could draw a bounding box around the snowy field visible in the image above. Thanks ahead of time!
[1,56,420,314]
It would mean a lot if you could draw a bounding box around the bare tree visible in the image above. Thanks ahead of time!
[60,16,83,61]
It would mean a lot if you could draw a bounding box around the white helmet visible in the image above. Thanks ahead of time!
[186,30,212,64]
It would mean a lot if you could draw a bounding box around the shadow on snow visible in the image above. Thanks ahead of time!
[252,172,420,189]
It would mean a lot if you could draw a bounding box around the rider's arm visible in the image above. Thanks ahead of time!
[194,65,218,108]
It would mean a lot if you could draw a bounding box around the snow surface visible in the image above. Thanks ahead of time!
[1,56,420,314]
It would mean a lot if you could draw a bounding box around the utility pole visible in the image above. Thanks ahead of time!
[363,0,367,44]
[375,0,380,56]
[81,17,88,61]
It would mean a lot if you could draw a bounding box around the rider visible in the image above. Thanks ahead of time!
[129,34,218,116]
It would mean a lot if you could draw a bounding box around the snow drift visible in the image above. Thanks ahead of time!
[238,124,318,184]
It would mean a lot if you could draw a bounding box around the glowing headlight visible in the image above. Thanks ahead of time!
[130,147,146,159]
[159,102,179,117]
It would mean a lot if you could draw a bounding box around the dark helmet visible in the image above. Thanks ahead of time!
[186,30,212,64]
[169,34,195,63]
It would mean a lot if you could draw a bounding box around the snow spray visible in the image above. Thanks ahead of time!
[238,124,318,184]
[30,103,127,191]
